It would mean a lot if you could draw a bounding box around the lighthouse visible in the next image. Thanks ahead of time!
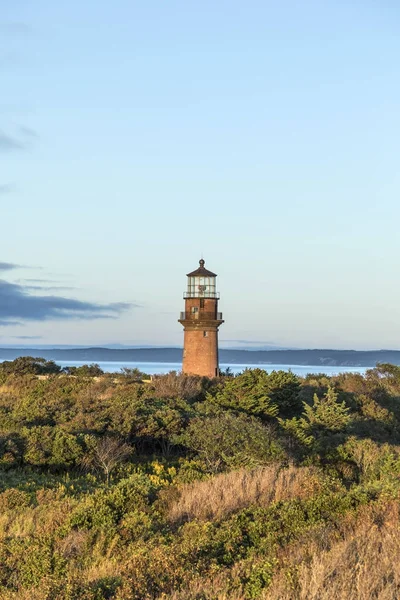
[178,259,224,378]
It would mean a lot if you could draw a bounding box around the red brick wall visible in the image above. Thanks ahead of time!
[182,327,219,378]
[184,297,217,316]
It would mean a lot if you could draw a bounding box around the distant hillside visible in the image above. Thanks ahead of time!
[0,347,400,367]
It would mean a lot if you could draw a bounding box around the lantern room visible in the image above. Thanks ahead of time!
[184,259,219,299]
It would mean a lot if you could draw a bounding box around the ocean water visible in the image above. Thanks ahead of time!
[55,360,368,377]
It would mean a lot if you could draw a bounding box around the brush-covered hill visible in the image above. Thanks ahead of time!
[0,359,399,598]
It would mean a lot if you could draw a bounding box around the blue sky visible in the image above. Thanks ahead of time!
[1,0,400,349]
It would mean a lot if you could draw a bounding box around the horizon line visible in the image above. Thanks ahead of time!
[1,345,400,353]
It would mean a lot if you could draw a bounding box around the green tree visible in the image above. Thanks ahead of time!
[303,386,351,432]
[22,426,54,466]
[120,367,149,380]
[51,430,83,467]
[62,363,104,377]
[278,416,315,448]
[209,368,279,418]
[177,412,283,472]
[0,356,61,377]
[264,370,301,417]
[132,397,192,456]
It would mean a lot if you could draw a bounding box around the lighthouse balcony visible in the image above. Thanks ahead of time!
[179,311,223,321]
[183,291,220,299]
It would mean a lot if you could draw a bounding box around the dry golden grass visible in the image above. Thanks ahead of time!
[158,578,244,600]
[161,501,400,600]
[168,464,319,523]
[58,529,88,559]
[264,501,400,600]
[0,493,76,540]
[84,555,121,582]
[2,588,50,600]
[151,372,207,400]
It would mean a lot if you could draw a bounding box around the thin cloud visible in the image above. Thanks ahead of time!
[0,131,24,151]
[20,278,55,284]
[17,278,77,290]
[0,184,14,194]
[0,279,133,324]
[25,285,76,292]
[12,335,43,340]
[0,127,38,151]
[0,263,42,273]
[19,125,39,139]
[0,262,21,271]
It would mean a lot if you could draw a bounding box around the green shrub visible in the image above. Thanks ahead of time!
[303,386,351,432]
[208,368,279,418]
[177,412,284,473]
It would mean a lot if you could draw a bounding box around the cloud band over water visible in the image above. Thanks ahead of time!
[0,264,133,325]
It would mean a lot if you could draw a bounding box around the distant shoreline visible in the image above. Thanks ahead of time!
[0,347,399,367]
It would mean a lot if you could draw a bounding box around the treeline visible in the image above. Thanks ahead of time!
[3,346,400,366]
[0,359,400,598]
[0,356,109,377]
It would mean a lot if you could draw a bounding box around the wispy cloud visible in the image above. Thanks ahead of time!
[1,263,43,273]
[12,335,43,340]
[0,131,24,151]
[0,184,15,194]
[0,126,39,152]
[25,285,76,292]
[19,278,55,284]
[0,262,22,271]
[19,125,39,139]
[17,278,76,291]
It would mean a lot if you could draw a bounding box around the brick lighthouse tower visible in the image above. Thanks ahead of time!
[178,259,224,378]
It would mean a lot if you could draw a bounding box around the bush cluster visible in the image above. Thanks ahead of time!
[0,359,399,598]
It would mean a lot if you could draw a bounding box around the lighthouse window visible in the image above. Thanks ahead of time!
[203,331,208,337]
[191,307,199,313]
[200,298,205,309]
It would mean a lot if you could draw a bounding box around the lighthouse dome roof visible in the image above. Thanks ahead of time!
[186,259,217,278]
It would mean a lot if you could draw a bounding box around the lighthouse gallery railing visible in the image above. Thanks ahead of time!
[179,311,223,321]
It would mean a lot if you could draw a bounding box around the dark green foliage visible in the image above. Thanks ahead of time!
[62,363,104,376]
[68,473,157,532]
[209,369,301,419]
[303,386,351,432]
[120,367,149,380]
[177,412,284,472]
[263,370,301,416]
[129,396,193,456]
[278,386,351,455]
[19,426,83,468]
[278,416,315,448]
[0,356,61,377]
[0,535,66,589]
[209,368,279,418]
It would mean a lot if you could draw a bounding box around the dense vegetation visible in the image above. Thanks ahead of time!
[0,358,400,598]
